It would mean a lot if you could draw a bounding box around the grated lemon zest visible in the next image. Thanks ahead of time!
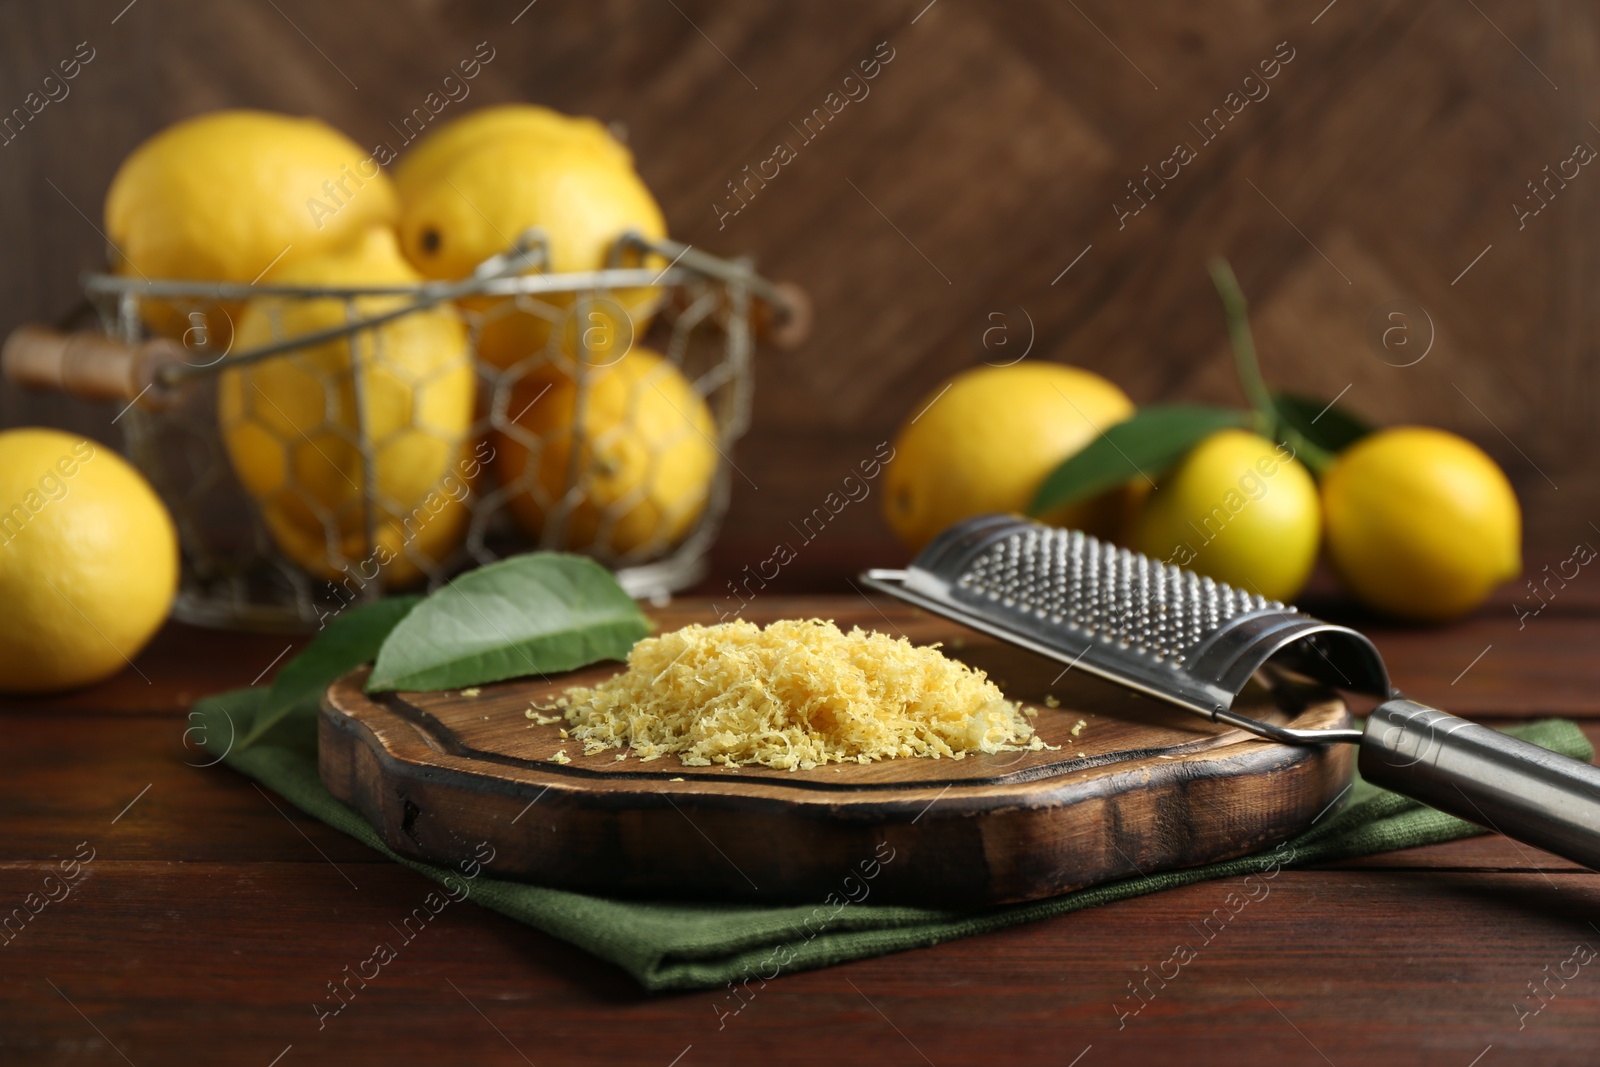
[561,619,1040,771]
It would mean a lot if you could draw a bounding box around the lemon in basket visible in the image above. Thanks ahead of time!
[396,129,666,370]
[217,227,475,587]
[0,428,177,693]
[492,346,717,557]
[392,104,633,200]
[105,109,399,350]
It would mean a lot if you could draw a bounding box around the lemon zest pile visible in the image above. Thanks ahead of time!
[559,619,1043,770]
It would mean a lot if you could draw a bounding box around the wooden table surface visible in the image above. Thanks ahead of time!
[4,579,1599,1067]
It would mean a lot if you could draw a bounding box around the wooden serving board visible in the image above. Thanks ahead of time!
[320,624,1353,906]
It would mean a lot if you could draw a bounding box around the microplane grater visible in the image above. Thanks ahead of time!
[861,514,1389,742]
[862,514,1600,872]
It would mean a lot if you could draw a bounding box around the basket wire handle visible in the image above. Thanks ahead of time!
[155,229,554,388]
[3,230,811,409]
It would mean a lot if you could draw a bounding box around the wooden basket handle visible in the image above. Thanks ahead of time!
[1,325,187,409]
[752,281,812,350]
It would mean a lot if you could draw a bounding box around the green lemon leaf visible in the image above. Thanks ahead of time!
[366,553,650,693]
[237,595,422,751]
[1271,392,1375,455]
[1028,404,1250,515]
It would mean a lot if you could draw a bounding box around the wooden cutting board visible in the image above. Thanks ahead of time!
[319,618,1353,907]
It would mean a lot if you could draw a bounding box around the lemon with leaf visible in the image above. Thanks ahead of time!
[1129,429,1321,602]
[882,363,1135,554]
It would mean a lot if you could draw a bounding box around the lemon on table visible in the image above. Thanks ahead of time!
[1322,427,1520,622]
[217,227,475,588]
[392,104,633,200]
[397,136,667,370]
[105,109,399,346]
[0,429,177,693]
[492,347,717,558]
[882,362,1136,554]
[1129,429,1320,603]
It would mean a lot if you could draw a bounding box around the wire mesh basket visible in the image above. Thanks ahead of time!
[13,231,803,630]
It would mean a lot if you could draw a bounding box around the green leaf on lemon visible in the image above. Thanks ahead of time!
[1271,392,1374,456]
[366,553,650,693]
[1028,404,1250,515]
[238,595,422,750]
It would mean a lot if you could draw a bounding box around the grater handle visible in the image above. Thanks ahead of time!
[1360,698,1600,871]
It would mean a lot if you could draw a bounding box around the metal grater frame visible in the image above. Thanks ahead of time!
[862,515,1392,744]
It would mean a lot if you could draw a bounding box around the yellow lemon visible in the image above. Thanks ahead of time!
[396,126,656,277]
[1322,427,1521,622]
[1129,429,1320,603]
[217,227,474,587]
[397,136,666,370]
[492,347,717,559]
[0,429,177,693]
[392,104,633,200]
[260,439,487,590]
[105,109,398,347]
[882,363,1136,554]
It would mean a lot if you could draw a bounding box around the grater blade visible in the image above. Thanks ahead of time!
[861,515,1390,744]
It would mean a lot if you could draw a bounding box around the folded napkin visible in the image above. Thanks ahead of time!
[192,687,1591,992]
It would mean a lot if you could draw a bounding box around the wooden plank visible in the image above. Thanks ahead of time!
[1330,834,1591,873]
[0,622,305,717]
[2,863,1597,1064]
[0,710,388,864]
[1354,615,1600,717]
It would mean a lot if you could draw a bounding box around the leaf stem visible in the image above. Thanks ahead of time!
[1207,258,1274,430]
[1207,257,1335,477]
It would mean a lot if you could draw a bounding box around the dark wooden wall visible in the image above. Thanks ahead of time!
[2,0,1595,587]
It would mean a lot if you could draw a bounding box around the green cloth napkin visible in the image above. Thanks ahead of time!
[192,686,1592,992]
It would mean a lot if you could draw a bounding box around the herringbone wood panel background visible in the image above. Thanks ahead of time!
[2,0,1593,581]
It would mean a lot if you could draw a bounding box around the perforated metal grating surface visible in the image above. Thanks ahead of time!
[952,527,1282,666]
